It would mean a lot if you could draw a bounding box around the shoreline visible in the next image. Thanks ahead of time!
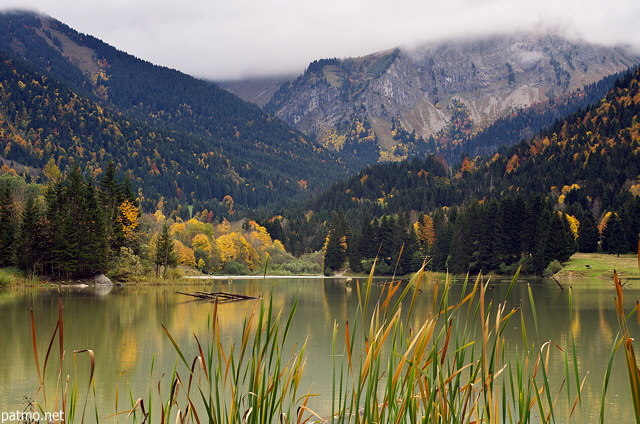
[184,274,352,280]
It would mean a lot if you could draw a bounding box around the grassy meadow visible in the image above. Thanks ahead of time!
[555,252,640,279]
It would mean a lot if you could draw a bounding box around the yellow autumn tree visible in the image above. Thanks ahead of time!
[192,233,212,252]
[244,220,274,255]
[414,214,436,250]
[216,233,237,264]
[191,233,220,272]
[215,232,260,271]
[174,240,196,267]
[117,199,140,242]
[216,218,231,237]
[560,212,580,240]
[232,232,260,270]
[153,209,165,222]
[599,212,615,235]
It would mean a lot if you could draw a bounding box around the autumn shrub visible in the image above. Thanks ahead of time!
[108,247,147,281]
[268,250,324,275]
[544,259,563,277]
[165,266,185,280]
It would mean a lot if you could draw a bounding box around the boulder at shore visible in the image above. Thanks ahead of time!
[94,274,113,286]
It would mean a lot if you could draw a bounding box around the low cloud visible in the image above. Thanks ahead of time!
[2,0,639,79]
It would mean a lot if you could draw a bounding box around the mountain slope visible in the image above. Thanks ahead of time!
[258,34,639,163]
[296,66,640,232]
[0,10,348,211]
[268,65,640,268]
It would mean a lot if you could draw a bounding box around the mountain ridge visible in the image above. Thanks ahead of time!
[0,10,349,213]
[225,33,640,163]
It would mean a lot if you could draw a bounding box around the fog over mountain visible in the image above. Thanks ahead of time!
[0,0,639,79]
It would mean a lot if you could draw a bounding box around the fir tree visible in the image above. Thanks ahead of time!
[155,223,177,278]
[0,182,15,266]
[604,214,626,256]
[323,211,349,274]
[577,215,599,252]
[16,192,45,275]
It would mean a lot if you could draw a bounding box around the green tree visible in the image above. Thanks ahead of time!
[577,215,599,253]
[0,182,15,266]
[603,214,626,256]
[16,192,46,275]
[155,223,177,278]
[323,211,349,274]
[46,166,109,278]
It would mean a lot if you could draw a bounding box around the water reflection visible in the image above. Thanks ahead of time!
[0,276,637,422]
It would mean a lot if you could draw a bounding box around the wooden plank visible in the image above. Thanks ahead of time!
[176,291,259,302]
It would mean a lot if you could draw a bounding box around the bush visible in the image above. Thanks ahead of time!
[375,261,392,275]
[223,260,251,275]
[0,267,36,286]
[360,259,375,274]
[165,267,185,280]
[544,259,563,277]
[266,250,324,275]
[0,268,15,287]
[109,247,147,281]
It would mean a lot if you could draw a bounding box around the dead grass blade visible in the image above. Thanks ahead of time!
[73,349,95,424]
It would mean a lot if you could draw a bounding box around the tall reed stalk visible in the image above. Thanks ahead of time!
[31,256,640,423]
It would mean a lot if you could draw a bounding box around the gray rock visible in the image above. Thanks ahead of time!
[94,274,113,286]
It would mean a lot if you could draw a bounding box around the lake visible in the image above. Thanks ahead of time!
[0,275,637,422]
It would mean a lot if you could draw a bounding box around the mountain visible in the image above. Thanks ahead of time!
[426,70,629,163]
[307,65,640,216]
[230,34,639,163]
[267,65,640,263]
[272,63,640,252]
[218,75,296,108]
[0,10,347,213]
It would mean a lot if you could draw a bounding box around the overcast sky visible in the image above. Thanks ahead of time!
[0,0,638,80]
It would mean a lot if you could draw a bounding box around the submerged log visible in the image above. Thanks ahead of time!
[176,291,259,302]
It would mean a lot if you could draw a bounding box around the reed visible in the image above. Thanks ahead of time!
[600,246,640,424]
[30,256,640,423]
[151,262,590,423]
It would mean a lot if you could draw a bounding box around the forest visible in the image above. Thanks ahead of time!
[0,161,323,281]
[3,62,640,279]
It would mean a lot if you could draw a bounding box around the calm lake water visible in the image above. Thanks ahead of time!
[0,275,638,422]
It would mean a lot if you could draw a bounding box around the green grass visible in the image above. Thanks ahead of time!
[555,252,640,279]
[0,267,38,287]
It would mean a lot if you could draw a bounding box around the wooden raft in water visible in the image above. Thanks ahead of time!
[176,291,259,302]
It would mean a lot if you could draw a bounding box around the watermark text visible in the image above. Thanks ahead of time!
[1,410,64,423]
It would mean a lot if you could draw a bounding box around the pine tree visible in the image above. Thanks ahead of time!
[155,223,177,278]
[323,211,349,274]
[45,166,109,278]
[16,192,45,275]
[99,161,121,254]
[577,215,599,252]
[79,181,109,274]
[604,214,626,256]
[0,182,15,266]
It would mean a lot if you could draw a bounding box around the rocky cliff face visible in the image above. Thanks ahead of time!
[257,33,639,160]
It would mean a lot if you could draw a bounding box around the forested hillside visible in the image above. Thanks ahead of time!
[0,11,347,213]
[265,67,640,275]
